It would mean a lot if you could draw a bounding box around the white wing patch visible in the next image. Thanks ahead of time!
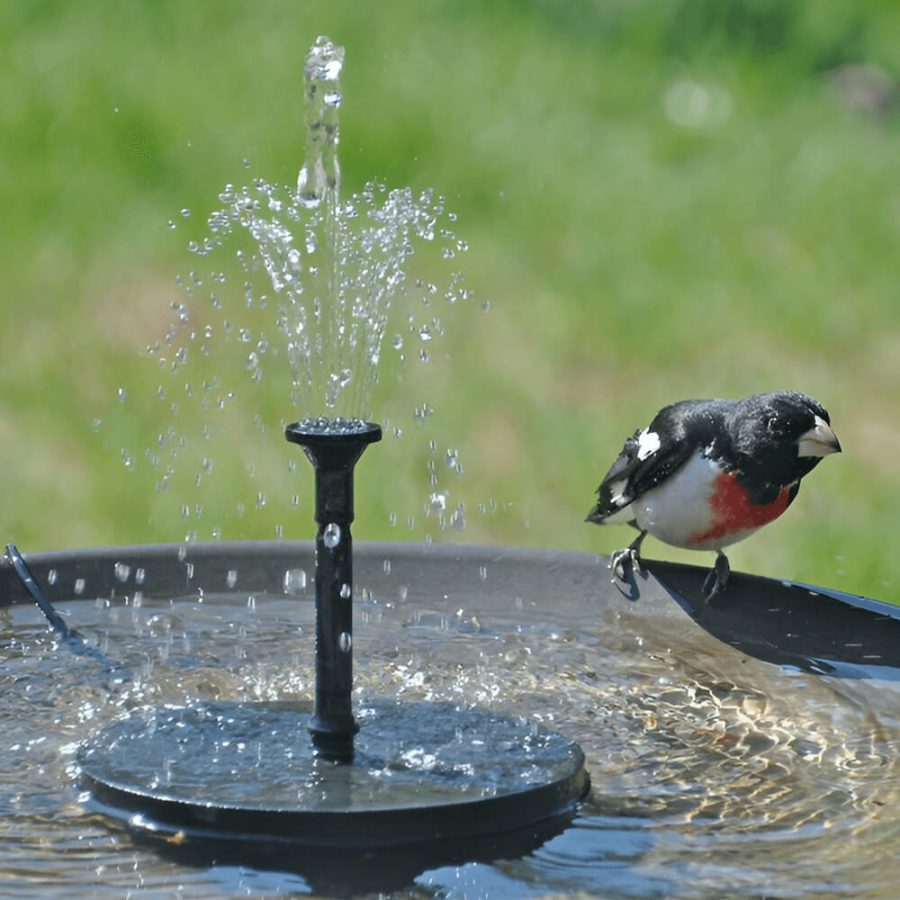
[636,428,661,461]
[608,476,630,507]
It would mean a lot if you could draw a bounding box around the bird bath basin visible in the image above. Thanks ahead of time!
[3,540,900,897]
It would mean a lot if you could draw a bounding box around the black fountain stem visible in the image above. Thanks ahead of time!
[285,420,382,761]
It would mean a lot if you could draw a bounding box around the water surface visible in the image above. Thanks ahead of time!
[1,542,898,897]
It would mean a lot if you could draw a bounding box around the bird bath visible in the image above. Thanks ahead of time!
[2,543,900,896]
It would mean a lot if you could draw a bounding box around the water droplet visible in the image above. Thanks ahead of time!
[339,583,352,599]
[114,562,131,583]
[338,631,352,652]
[135,568,146,586]
[283,568,307,594]
[47,569,58,586]
[323,523,341,548]
[116,387,127,403]
[226,569,238,588]
[74,578,85,596]
[445,449,462,473]
[383,559,392,575]
[180,208,191,217]
[450,504,466,530]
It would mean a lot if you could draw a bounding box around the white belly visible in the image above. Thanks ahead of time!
[630,452,757,551]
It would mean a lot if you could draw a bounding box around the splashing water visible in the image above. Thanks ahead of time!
[187,36,467,422]
[199,179,460,422]
[137,35,476,539]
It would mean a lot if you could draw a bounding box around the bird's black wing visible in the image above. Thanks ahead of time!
[586,399,728,524]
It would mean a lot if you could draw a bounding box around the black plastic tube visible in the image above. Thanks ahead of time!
[285,421,382,761]
[5,543,131,679]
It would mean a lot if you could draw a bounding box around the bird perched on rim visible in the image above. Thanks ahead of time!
[586,391,841,599]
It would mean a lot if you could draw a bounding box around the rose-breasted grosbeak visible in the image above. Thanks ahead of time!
[586,391,841,598]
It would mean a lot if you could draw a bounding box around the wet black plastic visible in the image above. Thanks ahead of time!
[4,543,131,679]
[284,420,382,760]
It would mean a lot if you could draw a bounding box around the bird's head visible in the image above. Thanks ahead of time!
[764,392,841,458]
[731,391,841,481]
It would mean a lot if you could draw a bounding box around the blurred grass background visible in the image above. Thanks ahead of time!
[1,0,898,600]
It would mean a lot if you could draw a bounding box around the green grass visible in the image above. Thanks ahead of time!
[1,1,899,601]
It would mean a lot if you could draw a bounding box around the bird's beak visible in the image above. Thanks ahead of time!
[797,415,841,458]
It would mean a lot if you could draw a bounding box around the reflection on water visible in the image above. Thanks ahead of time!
[1,543,899,897]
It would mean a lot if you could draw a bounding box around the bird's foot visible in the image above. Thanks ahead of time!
[610,530,647,580]
[702,551,730,601]
[609,546,642,583]
[608,545,645,601]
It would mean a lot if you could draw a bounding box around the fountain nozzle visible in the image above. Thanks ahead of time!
[285,419,382,761]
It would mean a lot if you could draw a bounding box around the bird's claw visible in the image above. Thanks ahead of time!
[702,552,731,601]
[609,546,642,583]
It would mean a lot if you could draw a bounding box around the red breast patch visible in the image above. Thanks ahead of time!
[691,472,792,545]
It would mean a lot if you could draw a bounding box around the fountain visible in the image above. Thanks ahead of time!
[57,34,591,875]
[3,34,900,899]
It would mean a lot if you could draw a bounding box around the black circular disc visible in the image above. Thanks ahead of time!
[78,699,589,849]
[284,419,382,447]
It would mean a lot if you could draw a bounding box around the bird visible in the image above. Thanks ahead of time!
[586,391,841,599]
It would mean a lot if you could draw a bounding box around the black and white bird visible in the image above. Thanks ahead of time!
[586,391,841,598]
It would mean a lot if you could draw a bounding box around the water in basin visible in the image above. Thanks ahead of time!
[2,542,898,897]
